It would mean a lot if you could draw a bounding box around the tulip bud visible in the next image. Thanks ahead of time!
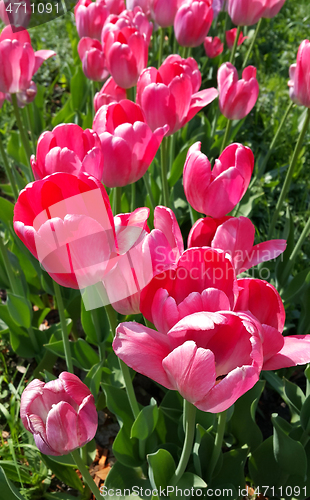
[174,0,213,47]
[288,40,310,108]
[20,372,98,456]
[151,0,179,28]
[78,37,109,81]
[227,0,265,26]
[225,28,247,50]
[75,0,109,41]
[204,36,223,58]
[94,76,126,113]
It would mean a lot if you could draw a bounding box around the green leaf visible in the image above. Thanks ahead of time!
[248,436,282,490]
[281,268,310,302]
[0,304,35,358]
[51,96,74,127]
[210,447,248,494]
[131,398,159,440]
[147,449,175,490]
[7,130,28,166]
[193,424,220,482]
[0,466,26,500]
[283,378,305,420]
[113,424,141,468]
[45,338,99,370]
[104,462,151,500]
[84,361,104,402]
[102,383,133,428]
[301,395,310,433]
[272,414,307,478]
[81,300,110,345]
[7,293,33,329]
[0,197,14,227]
[71,66,88,111]
[41,455,84,492]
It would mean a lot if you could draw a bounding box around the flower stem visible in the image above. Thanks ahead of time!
[113,186,122,214]
[229,26,241,65]
[53,281,73,373]
[207,410,227,481]
[158,28,164,69]
[258,101,294,177]
[281,213,310,284]
[220,119,232,153]
[11,94,33,175]
[71,449,102,500]
[160,136,170,207]
[143,172,156,212]
[242,18,262,70]
[24,105,36,154]
[131,182,136,212]
[91,308,104,361]
[0,134,18,200]
[169,399,196,486]
[268,107,310,238]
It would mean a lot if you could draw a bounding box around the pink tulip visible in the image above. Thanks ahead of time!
[288,40,310,108]
[188,216,286,274]
[20,372,97,455]
[0,0,31,29]
[0,26,55,94]
[102,7,153,45]
[218,62,259,120]
[78,37,109,81]
[174,0,213,47]
[225,28,248,49]
[0,90,6,108]
[30,124,103,181]
[212,0,224,18]
[183,142,254,218]
[75,0,109,41]
[204,36,223,58]
[94,76,126,113]
[103,25,148,88]
[13,172,116,289]
[93,99,166,187]
[151,0,179,28]
[106,0,126,14]
[136,55,218,136]
[126,0,151,17]
[261,0,286,18]
[227,0,265,26]
[103,205,184,314]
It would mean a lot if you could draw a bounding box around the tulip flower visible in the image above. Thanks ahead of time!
[30,123,103,181]
[174,0,213,47]
[227,0,265,26]
[13,172,116,289]
[261,0,286,18]
[20,372,98,455]
[212,0,224,18]
[102,7,153,45]
[288,40,310,108]
[204,36,223,58]
[106,0,126,14]
[183,142,254,218]
[0,0,31,29]
[0,25,55,94]
[74,0,109,41]
[126,0,151,17]
[226,28,248,50]
[0,90,5,108]
[77,37,109,81]
[188,216,286,274]
[217,62,259,120]
[136,55,218,136]
[151,0,179,28]
[94,76,126,113]
[93,99,166,187]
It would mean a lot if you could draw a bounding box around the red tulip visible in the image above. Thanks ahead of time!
[151,0,179,28]
[174,0,213,47]
[288,40,310,108]
[188,216,286,274]
[20,372,97,455]
[218,62,259,120]
[183,142,254,218]
[30,124,103,181]
[75,0,109,41]
[0,25,55,94]
[94,76,126,113]
[204,36,223,58]
[77,37,109,81]
[136,55,218,135]
[93,99,166,187]
[225,28,248,49]
[13,172,116,289]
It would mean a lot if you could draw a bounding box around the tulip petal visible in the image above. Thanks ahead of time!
[46,401,79,454]
[263,336,310,371]
[34,50,56,74]
[242,239,287,272]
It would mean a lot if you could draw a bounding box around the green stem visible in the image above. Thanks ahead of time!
[220,119,232,153]
[131,182,136,212]
[169,133,176,174]
[229,26,241,65]
[91,308,104,361]
[24,105,36,154]
[169,400,196,486]
[158,28,164,69]
[0,134,18,200]
[189,206,200,226]
[207,410,227,481]
[258,101,294,177]
[281,213,310,284]
[91,81,96,120]
[53,281,73,373]
[113,186,122,214]
[71,449,102,500]
[0,234,19,294]
[27,325,39,354]
[11,94,33,173]
[160,136,170,207]
[268,107,310,238]
[211,106,220,141]
[242,18,262,69]
[143,172,156,212]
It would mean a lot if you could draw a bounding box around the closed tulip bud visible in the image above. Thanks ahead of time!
[204,36,223,58]
[74,0,109,41]
[262,0,286,18]
[78,37,109,81]
[174,0,213,47]
[225,28,247,50]
[30,123,103,181]
[288,40,310,108]
[20,372,98,456]
[106,0,126,14]
[218,62,259,120]
[227,0,265,26]
[183,142,254,218]
[94,76,126,113]
[93,100,166,187]
[151,0,179,28]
